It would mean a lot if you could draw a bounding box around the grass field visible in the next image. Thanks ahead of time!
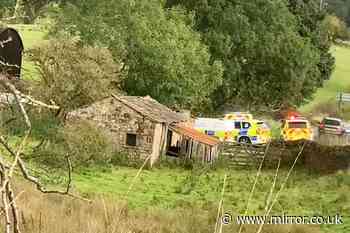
[10,24,47,49]
[71,166,350,233]
[9,24,47,80]
[300,46,350,115]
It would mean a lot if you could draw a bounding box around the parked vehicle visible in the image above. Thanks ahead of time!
[319,117,346,135]
[223,112,253,121]
[281,116,313,141]
[194,117,271,144]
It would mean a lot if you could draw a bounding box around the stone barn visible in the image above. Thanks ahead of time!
[67,95,220,165]
[0,27,24,78]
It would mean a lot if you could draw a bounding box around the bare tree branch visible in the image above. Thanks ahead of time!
[0,73,89,232]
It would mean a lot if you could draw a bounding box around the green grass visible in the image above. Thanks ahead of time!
[72,166,350,233]
[8,24,47,80]
[300,46,350,114]
[9,24,46,49]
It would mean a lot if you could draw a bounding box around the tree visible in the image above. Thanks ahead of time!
[29,39,123,113]
[0,0,15,19]
[286,0,335,105]
[52,0,223,112]
[0,72,87,233]
[10,0,59,23]
[324,15,350,41]
[167,0,327,111]
[0,0,15,9]
[327,0,350,26]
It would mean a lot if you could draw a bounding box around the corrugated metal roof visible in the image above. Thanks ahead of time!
[170,124,220,146]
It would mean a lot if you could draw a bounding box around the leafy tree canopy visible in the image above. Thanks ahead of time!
[0,0,14,8]
[166,0,334,111]
[52,0,223,112]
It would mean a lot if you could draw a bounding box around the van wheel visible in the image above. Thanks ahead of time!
[239,137,251,144]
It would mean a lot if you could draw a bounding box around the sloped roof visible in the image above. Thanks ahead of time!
[170,124,220,146]
[112,95,186,123]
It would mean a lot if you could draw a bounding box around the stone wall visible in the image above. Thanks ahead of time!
[316,133,350,146]
[267,140,350,173]
[67,98,157,160]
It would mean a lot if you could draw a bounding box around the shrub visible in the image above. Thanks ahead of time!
[59,120,114,166]
[324,15,350,41]
[26,119,115,168]
[28,39,124,114]
[0,107,61,139]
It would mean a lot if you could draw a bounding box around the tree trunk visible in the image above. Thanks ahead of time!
[13,0,34,24]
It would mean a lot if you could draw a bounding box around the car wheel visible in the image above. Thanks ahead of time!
[239,137,251,144]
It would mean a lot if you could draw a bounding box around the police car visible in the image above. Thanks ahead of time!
[281,115,313,141]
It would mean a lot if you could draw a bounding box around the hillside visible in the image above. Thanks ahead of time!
[300,46,350,115]
[9,24,46,80]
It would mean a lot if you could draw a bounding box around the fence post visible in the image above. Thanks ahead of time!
[338,92,343,115]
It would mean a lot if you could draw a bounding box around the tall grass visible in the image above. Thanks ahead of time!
[0,181,324,233]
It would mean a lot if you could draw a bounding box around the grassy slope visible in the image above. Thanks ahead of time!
[10,24,46,48]
[73,166,350,233]
[300,46,350,113]
[9,24,46,80]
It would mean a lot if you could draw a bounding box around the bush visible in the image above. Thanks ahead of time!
[26,120,115,168]
[0,107,61,139]
[324,15,350,41]
[28,39,124,114]
[59,120,114,166]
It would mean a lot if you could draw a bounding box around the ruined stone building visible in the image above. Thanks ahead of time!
[67,95,220,165]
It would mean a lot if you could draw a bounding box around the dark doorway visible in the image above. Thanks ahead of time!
[166,130,180,157]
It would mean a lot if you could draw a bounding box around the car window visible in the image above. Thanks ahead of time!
[288,122,307,129]
[323,119,341,126]
[242,122,251,129]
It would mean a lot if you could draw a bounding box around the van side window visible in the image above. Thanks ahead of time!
[234,122,241,129]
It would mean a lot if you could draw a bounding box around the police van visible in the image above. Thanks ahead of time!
[194,116,271,144]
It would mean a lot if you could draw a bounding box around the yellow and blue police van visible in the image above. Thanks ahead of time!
[194,117,271,144]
